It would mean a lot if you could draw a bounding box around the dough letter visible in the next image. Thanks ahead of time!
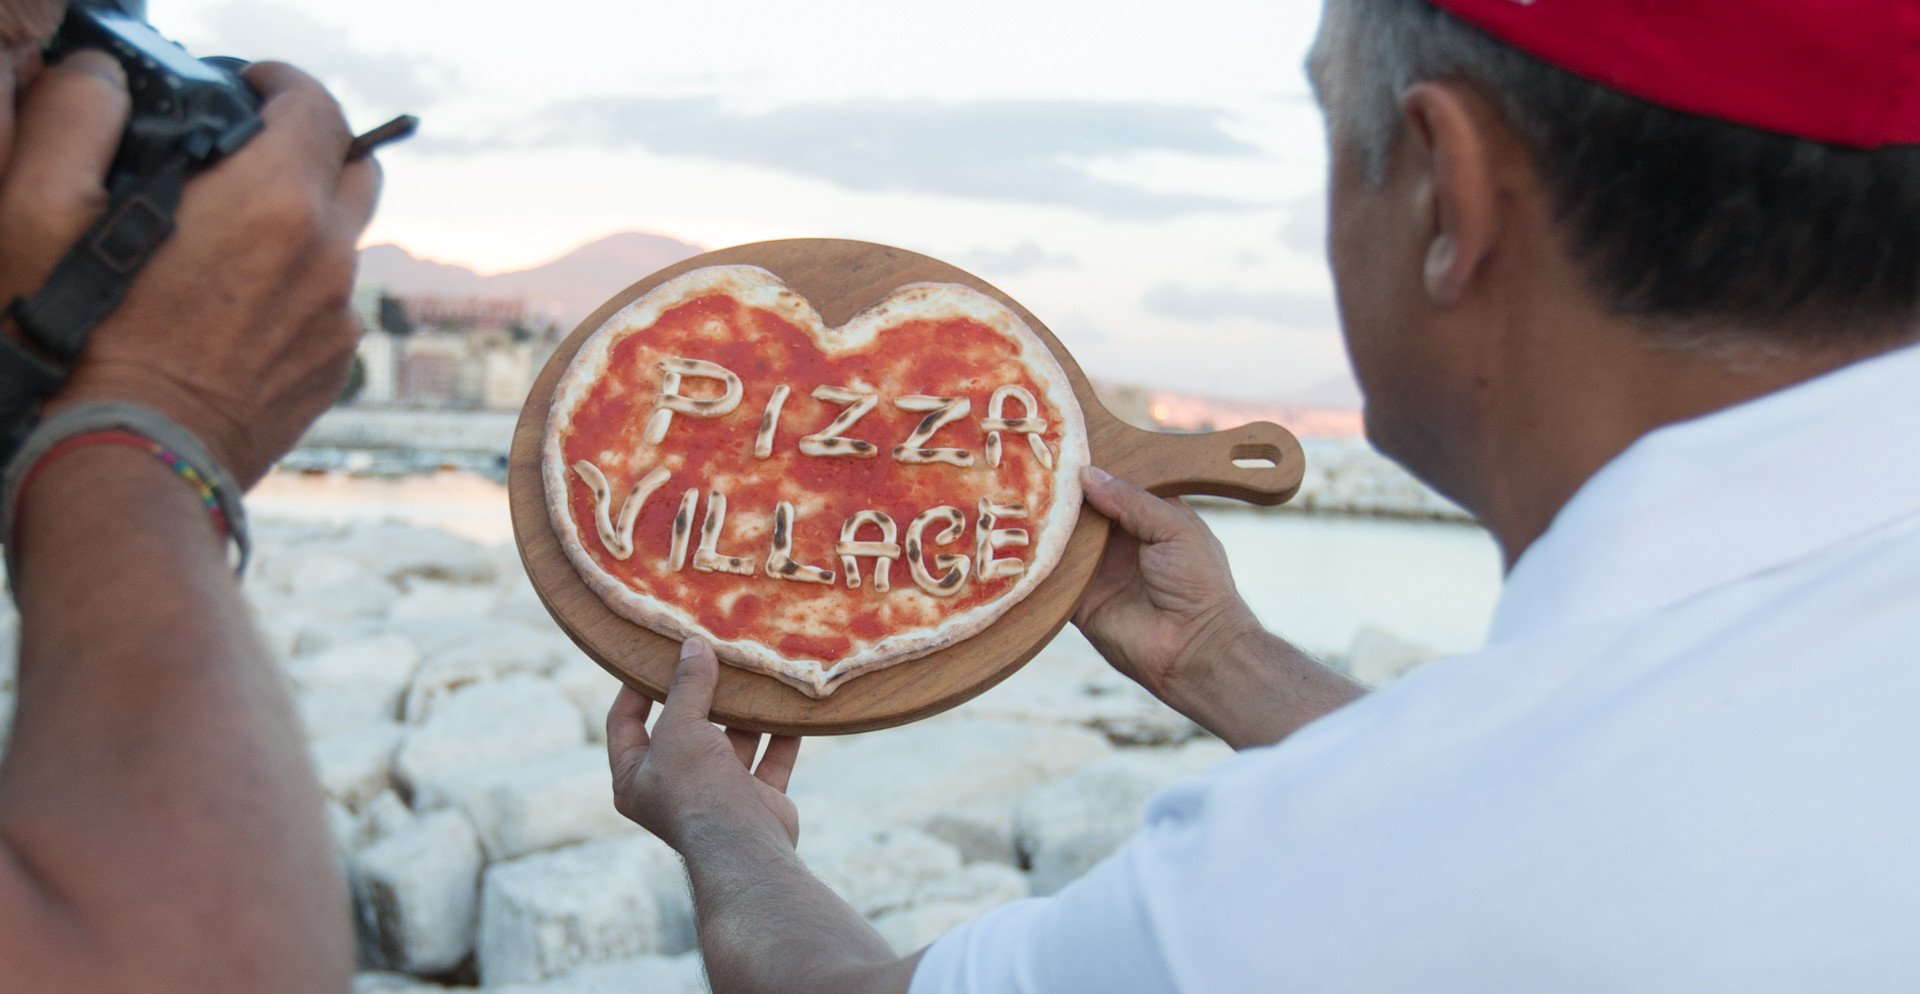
[976,498,1030,582]
[765,501,836,585]
[981,384,1053,469]
[645,357,744,445]
[572,462,671,560]
[837,510,901,591]
[893,396,975,467]
[800,386,880,459]
[905,505,971,596]
[693,490,758,575]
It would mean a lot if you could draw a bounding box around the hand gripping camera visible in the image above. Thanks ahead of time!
[0,0,264,464]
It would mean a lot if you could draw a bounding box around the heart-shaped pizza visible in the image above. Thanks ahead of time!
[543,265,1089,698]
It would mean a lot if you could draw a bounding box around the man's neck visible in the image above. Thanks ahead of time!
[1473,317,1917,571]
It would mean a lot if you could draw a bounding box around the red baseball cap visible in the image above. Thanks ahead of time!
[1428,0,1920,148]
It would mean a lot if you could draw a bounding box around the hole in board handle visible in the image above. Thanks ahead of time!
[1229,442,1285,471]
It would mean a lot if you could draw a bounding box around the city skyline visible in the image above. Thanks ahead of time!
[150,0,1358,406]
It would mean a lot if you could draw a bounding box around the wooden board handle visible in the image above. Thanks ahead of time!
[1099,420,1306,506]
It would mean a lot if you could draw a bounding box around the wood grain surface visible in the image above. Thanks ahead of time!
[509,239,1304,735]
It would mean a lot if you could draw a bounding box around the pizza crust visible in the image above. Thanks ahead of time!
[544,265,1088,698]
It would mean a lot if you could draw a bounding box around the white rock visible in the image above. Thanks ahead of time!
[799,825,962,918]
[789,720,1111,863]
[389,581,501,622]
[957,633,1202,747]
[395,676,585,810]
[869,863,1030,955]
[1013,741,1231,896]
[300,683,411,740]
[360,790,417,845]
[477,833,693,985]
[350,809,483,975]
[487,953,709,994]
[547,655,622,743]
[447,747,636,860]
[389,616,551,660]
[286,634,423,736]
[311,722,404,812]
[353,971,452,993]
[325,798,360,854]
[403,629,579,723]
[1346,625,1442,687]
[293,617,391,657]
[331,523,499,585]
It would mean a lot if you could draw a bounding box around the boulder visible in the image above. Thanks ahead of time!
[447,747,636,860]
[869,863,1030,954]
[1013,741,1231,896]
[1345,626,1442,687]
[352,971,452,993]
[286,634,423,737]
[310,722,404,812]
[798,825,962,918]
[389,580,502,622]
[487,953,709,994]
[477,832,694,985]
[350,809,483,975]
[329,523,499,585]
[788,720,1110,863]
[956,632,1202,747]
[547,655,623,742]
[395,676,584,810]
[403,629,579,723]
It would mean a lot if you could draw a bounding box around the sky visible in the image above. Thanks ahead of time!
[150,0,1355,405]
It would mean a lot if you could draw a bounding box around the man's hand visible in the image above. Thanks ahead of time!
[1075,466,1365,748]
[607,638,802,852]
[0,54,378,487]
[1074,466,1264,704]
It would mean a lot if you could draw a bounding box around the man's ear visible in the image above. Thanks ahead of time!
[1399,81,1500,306]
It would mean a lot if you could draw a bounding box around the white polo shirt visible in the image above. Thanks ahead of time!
[912,341,1920,993]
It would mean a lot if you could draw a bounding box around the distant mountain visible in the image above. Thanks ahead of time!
[357,231,705,330]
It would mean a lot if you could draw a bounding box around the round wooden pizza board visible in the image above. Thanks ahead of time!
[509,238,1305,735]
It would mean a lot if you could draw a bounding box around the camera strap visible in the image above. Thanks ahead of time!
[0,158,189,467]
[6,157,189,366]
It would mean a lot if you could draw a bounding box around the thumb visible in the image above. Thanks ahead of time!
[1081,466,1198,545]
[0,50,131,296]
[662,637,720,723]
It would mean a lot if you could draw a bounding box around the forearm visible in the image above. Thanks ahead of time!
[0,447,349,988]
[685,819,919,994]
[1167,623,1366,750]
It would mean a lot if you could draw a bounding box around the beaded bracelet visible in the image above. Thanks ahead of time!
[0,402,250,590]
[17,430,233,541]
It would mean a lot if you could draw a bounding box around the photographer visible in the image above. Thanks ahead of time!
[0,1,378,988]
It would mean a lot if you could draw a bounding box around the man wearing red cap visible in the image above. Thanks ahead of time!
[606,0,1920,990]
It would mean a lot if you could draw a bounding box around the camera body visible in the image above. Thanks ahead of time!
[48,0,264,190]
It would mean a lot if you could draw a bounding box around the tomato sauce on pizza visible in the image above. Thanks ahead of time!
[543,266,1088,698]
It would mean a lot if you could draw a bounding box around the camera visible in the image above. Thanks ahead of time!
[0,0,265,464]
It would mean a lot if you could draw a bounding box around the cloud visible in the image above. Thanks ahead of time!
[430,96,1263,219]
[1142,283,1338,330]
[1277,193,1326,256]
[191,2,458,110]
[963,241,1077,276]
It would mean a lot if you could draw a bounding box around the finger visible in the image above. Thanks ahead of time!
[0,51,130,280]
[662,637,720,723]
[240,61,352,183]
[1080,466,1199,545]
[330,157,382,242]
[605,684,653,771]
[754,735,801,793]
[726,728,761,769]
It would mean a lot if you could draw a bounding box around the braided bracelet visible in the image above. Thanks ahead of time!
[0,403,250,589]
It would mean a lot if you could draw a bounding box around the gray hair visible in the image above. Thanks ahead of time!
[1309,0,1920,341]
